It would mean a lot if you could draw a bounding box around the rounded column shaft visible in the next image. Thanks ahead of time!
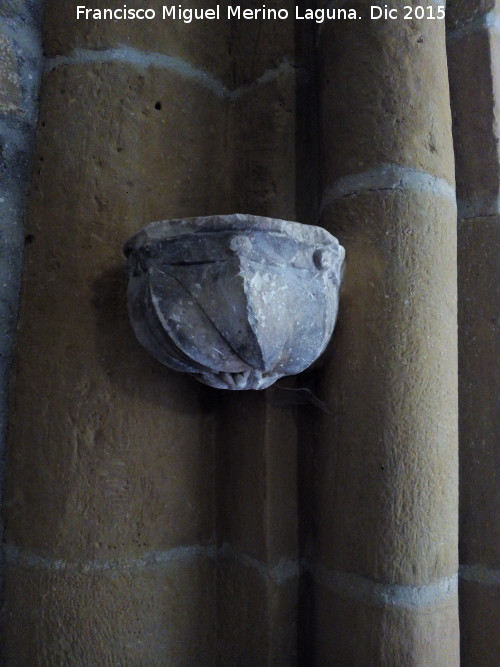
[316,2,459,663]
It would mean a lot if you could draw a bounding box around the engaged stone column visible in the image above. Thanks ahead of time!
[315,1,459,663]
[447,2,500,664]
[3,1,231,663]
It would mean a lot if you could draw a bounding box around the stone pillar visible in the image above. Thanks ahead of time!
[3,1,306,663]
[315,1,459,664]
[447,2,500,664]
[3,1,231,663]
[0,0,44,582]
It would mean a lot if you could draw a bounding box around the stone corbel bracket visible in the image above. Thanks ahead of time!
[124,214,345,390]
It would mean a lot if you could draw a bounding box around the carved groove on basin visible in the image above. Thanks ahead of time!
[124,214,345,390]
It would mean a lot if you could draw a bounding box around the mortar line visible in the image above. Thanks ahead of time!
[44,46,294,100]
[6,541,460,608]
[457,193,500,220]
[4,542,299,585]
[459,564,500,585]
[44,46,229,98]
[230,60,296,100]
[217,543,300,585]
[320,163,456,212]
[313,564,458,609]
[4,543,218,572]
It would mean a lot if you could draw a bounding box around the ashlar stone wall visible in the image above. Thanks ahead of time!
[0,0,44,584]
[3,0,498,665]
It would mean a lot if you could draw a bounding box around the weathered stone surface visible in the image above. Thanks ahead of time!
[459,579,500,667]
[43,0,234,87]
[0,3,45,637]
[31,63,232,224]
[0,35,22,113]
[0,0,44,24]
[318,189,458,585]
[458,218,500,569]
[125,215,344,390]
[319,1,454,184]
[5,63,227,560]
[3,557,216,665]
[315,583,460,666]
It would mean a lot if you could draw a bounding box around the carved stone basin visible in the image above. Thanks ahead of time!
[124,214,345,390]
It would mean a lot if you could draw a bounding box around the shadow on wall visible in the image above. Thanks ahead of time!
[91,266,214,416]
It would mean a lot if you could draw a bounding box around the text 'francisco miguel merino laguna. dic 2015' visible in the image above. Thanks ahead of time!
[75,5,359,23]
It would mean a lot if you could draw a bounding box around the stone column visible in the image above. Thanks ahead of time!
[315,1,459,663]
[3,1,231,663]
[447,2,500,664]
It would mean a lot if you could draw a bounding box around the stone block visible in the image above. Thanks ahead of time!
[3,556,216,665]
[459,579,500,667]
[319,1,454,183]
[229,0,295,87]
[315,583,459,666]
[30,63,232,226]
[0,34,22,113]
[458,218,500,568]
[446,0,496,32]
[447,27,500,214]
[4,62,232,560]
[0,0,44,26]
[317,189,458,585]
[43,0,233,87]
